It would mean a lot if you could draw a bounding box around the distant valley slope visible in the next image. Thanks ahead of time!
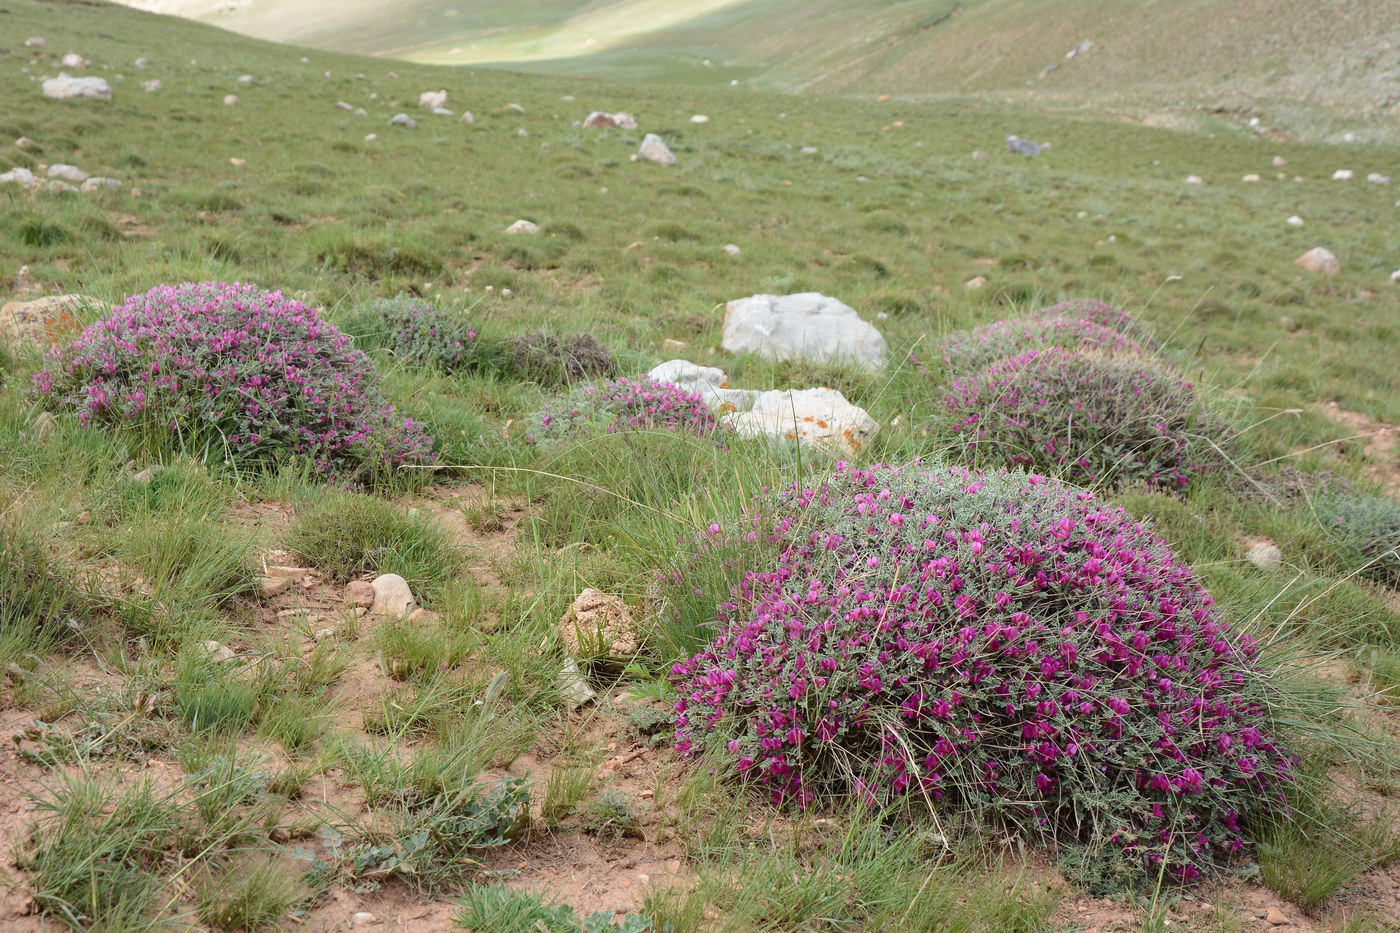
[114,0,1400,140]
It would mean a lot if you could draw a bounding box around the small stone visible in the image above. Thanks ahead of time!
[143,79,161,92]
[666,859,681,873]
[1184,175,1204,185]
[1367,172,1392,186]
[200,640,235,663]
[258,576,293,598]
[1295,246,1340,275]
[723,243,741,256]
[964,276,987,289]
[1279,316,1299,333]
[638,133,677,166]
[344,580,375,609]
[1242,174,1260,183]
[267,566,310,578]
[370,574,415,616]
[1272,155,1287,167]
[25,37,46,48]
[15,137,35,150]
[388,113,416,128]
[237,74,254,84]
[407,608,439,625]
[662,338,686,350]
[350,912,378,927]
[335,101,354,111]
[1006,135,1041,156]
[61,53,90,68]
[559,657,597,709]
[691,114,709,124]
[504,102,524,113]
[560,588,640,657]
[418,89,447,109]
[505,219,540,235]
[1286,215,1304,227]
[1332,169,1353,181]
[132,468,155,485]
[79,175,119,190]
[1246,540,1284,572]
[1265,907,1288,926]
[228,158,246,167]
[971,150,988,160]
[1391,270,1400,283]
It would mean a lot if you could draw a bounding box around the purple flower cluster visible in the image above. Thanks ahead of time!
[939,348,1229,490]
[941,314,1150,374]
[33,282,433,479]
[670,462,1293,879]
[1033,299,1156,344]
[527,375,721,445]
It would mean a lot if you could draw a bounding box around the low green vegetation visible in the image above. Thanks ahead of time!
[1,0,1398,929]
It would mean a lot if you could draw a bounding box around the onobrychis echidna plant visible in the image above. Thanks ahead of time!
[668,462,1294,882]
[940,313,1153,374]
[506,331,618,387]
[32,282,434,479]
[938,348,1232,491]
[1034,298,1158,345]
[527,375,722,446]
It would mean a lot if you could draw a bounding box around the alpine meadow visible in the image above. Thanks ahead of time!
[2,0,1400,930]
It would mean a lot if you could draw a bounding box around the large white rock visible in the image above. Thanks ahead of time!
[42,73,112,101]
[418,89,447,109]
[1295,247,1340,275]
[637,133,676,166]
[722,293,887,370]
[648,359,758,413]
[723,388,879,457]
[0,168,39,189]
[47,164,88,183]
[0,294,105,347]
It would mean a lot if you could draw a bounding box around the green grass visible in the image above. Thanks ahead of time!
[2,0,1400,928]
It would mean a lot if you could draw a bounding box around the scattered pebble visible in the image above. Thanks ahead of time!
[505,219,540,235]
[223,94,239,105]
[1295,246,1340,275]
[1184,175,1204,185]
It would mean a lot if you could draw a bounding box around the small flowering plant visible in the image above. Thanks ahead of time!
[939,348,1231,491]
[360,295,482,372]
[527,375,722,446]
[940,314,1151,374]
[33,282,434,479]
[669,462,1294,882]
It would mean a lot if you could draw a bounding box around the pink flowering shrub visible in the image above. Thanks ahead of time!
[1034,299,1156,344]
[940,314,1151,374]
[33,282,433,479]
[527,375,722,446]
[939,348,1231,490]
[670,462,1293,881]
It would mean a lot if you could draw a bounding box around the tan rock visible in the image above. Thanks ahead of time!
[1295,247,1340,275]
[258,576,293,598]
[0,294,104,348]
[560,588,639,656]
[1265,906,1288,926]
[369,573,415,616]
[343,580,375,609]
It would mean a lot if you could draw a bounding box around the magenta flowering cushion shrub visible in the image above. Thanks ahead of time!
[670,462,1293,881]
[1034,299,1156,344]
[940,314,1152,374]
[527,375,722,446]
[32,282,433,479]
[939,348,1231,491]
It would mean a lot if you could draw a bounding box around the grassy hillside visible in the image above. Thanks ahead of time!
[115,0,1400,141]
[3,0,1400,930]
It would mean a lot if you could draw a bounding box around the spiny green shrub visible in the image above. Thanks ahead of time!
[33,283,434,481]
[1312,492,1400,586]
[348,295,492,373]
[670,462,1294,883]
[505,332,617,387]
[939,348,1231,491]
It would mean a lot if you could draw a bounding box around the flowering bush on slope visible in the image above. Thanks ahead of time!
[527,375,720,446]
[940,314,1151,374]
[33,283,433,479]
[940,348,1230,491]
[670,462,1293,880]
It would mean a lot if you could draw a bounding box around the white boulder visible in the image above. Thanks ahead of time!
[418,89,447,109]
[60,53,89,68]
[647,359,757,413]
[1286,215,1304,227]
[1184,175,1204,185]
[47,164,88,183]
[1332,169,1353,181]
[42,73,112,101]
[0,168,39,189]
[722,292,887,370]
[723,388,879,457]
[637,133,676,166]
